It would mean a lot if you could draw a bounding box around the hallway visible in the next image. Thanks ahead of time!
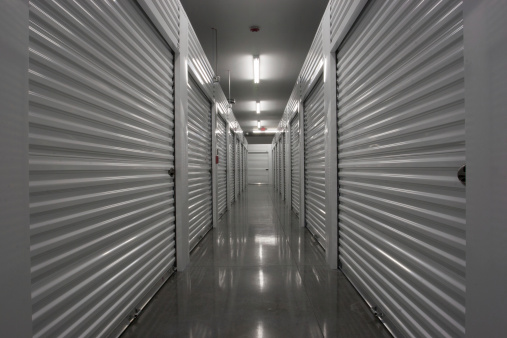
[121,186,390,337]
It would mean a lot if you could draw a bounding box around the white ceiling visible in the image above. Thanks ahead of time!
[180,0,328,137]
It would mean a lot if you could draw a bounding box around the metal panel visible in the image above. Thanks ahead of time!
[187,76,212,251]
[304,75,326,248]
[138,0,179,51]
[216,114,227,218]
[290,115,301,216]
[281,134,286,198]
[229,129,235,203]
[28,1,176,337]
[329,0,367,50]
[236,138,241,195]
[337,1,465,337]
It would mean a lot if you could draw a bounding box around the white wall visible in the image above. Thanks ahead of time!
[465,1,507,335]
[248,144,273,185]
[0,0,32,336]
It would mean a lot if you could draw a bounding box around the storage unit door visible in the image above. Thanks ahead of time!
[304,75,326,248]
[229,130,235,203]
[275,144,279,191]
[216,115,227,218]
[290,115,300,215]
[282,134,286,199]
[187,76,212,251]
[28,1,176,336]
[337,1,465,337]
[235,137,240,197]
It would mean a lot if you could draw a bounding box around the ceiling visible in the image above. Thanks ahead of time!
[180,0,328,141]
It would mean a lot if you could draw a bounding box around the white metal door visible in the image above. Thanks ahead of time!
[291,115,300,215]
[28,1,176,336]
[248,151,269,184]
[187,76,212,251]
[229,130,235,203]
[235,136,240,198]
[281,134,285,198]
[277,141,283,195]
[304,75,326,248]
[216,114,227,218]
[337,1,466,336]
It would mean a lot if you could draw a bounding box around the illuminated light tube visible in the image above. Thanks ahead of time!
[253,56,260,84]
[257,120,261,129]
[256,101,260,114]
[252,130,277,134]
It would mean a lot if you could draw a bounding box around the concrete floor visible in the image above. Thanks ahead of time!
[121,185,391,337]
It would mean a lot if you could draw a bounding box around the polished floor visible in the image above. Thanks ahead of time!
[121,185,391,337]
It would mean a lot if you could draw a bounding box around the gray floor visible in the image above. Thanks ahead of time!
[121,185,391,337]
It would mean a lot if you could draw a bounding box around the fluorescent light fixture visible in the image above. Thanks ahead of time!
[252,130,277,134]
[253,56,260,83]
[256,101,260,114]
[257,120,261,129]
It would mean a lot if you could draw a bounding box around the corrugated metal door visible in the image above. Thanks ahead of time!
[216,114,227,218]
[304,75,326,248]
[290,115,300,215]
[281,134,286,198]
[229,130,235,203]
[187,76,212,250]
[28,1,176,337]
[235,136,240,197]
[239,143,243,192]
[278,142,282,194]
[337,1,465,337]
[276,143,280,192]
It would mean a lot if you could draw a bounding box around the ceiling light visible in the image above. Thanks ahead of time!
[257,120,261,129]
[252,130,277,134]
[256,101,260,114]
[253,56,260,84]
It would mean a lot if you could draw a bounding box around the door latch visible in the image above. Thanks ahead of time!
[168,167,175,177]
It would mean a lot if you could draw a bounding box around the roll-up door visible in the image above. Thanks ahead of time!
[290,115,300,215]
[238,141,242,193]
[235,136,240,197]
[229,130,235,203]
[28,1,176,336]
[187,76,212,251]
[278,142,282,194]
[216,114,227,218]
[282,134,287,199]
[304,75,326,248]
[275,143,280,191]
[337,1,465,337]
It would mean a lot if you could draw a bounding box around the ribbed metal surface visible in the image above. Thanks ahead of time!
[188,23,213,97]
[337,1,465,337]
[28,1,176,337]
[187,76,212,251]
[235,137,240,196]
[229,130,235,203]
[330,0,367,48]
[281,134,286,198]
[304,76,326,248]
[216,115,227,218]
[291,115,300,215]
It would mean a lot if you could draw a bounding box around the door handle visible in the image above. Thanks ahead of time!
[457,164,466,186]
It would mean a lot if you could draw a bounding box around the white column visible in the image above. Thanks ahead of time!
[211,101,218,227]
[322,5,338,268]
[174,13,190,271]
[464,1,507,335]
[298,98,306,228]
[0,0,32,336]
